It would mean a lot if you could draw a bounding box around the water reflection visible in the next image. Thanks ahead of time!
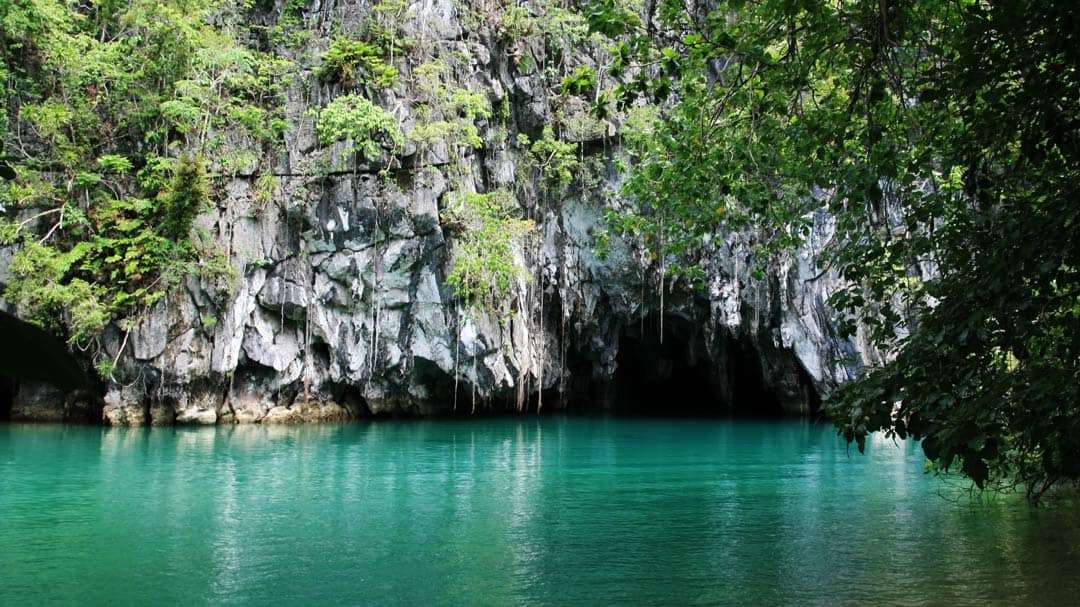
[1,419,1079,605]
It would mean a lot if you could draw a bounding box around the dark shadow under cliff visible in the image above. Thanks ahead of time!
[0,375,13,421]
[610,334,782,416]
[540,311,816,418]
[602,314,787,416]
[0,309,92,391]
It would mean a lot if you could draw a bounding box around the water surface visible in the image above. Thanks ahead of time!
[2,418,1078,605]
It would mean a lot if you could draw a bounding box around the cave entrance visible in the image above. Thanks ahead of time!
[0,375,13,421]
[607,315,785,417]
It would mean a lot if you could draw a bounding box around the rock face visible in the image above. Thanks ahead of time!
[0,0,880,424]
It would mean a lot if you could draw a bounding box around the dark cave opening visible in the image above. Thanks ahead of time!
[311,340,332,369]
[606,315,786,417]
[325,381,370,417]
[0,375,13,421]
[407,356,492,417]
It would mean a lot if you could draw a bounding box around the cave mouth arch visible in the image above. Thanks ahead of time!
[601,314,802,417]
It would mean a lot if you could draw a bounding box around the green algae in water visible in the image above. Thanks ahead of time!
[1,418,1079,605]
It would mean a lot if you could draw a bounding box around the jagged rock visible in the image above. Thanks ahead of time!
[263,401,351,424]
[258,258,309,321]
[175,392,219,425]
[103,385,147,426]
[133,301,169,360]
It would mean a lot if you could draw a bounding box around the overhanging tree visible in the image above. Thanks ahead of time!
[583,0,1080,498]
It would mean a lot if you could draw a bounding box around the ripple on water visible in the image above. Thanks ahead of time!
[1,418,1079,605]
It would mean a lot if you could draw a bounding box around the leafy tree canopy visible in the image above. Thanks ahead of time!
[583,0,1080,498]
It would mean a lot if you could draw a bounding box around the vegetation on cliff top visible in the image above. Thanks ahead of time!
[1,0,587,377]
[0,0,288,374]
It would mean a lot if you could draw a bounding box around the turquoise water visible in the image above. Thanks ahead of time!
[2,418,1079,605]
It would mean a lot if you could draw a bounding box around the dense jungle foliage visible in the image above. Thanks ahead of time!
[0,0,289,375]
[583,0,1080,499]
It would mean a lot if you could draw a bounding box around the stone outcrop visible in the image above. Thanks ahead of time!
[0,0,881,424]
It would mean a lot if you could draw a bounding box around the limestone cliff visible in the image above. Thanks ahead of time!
[1,0,879,424]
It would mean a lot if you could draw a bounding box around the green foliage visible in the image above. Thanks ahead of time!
[315,94,404,160]
[317,37,398,89]
[497,5,538,39]
[200,313,218,331]
[94,357,116,380]
[585,0,1080,497]
[163,43,292,154]
[582,0,640,38]
[0,0,286,352]
[410,61,492,157]
[492,0,593,79]
[525,127,580,191]
[97,155,133,174]
[560,65,597,96]
[267,0,311,48]
[2,154,220,344]
[3,242,109,343]
[253,172,279,212]
[364,0,414,60]
[160,156,210,240]
[445,190,535,314]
